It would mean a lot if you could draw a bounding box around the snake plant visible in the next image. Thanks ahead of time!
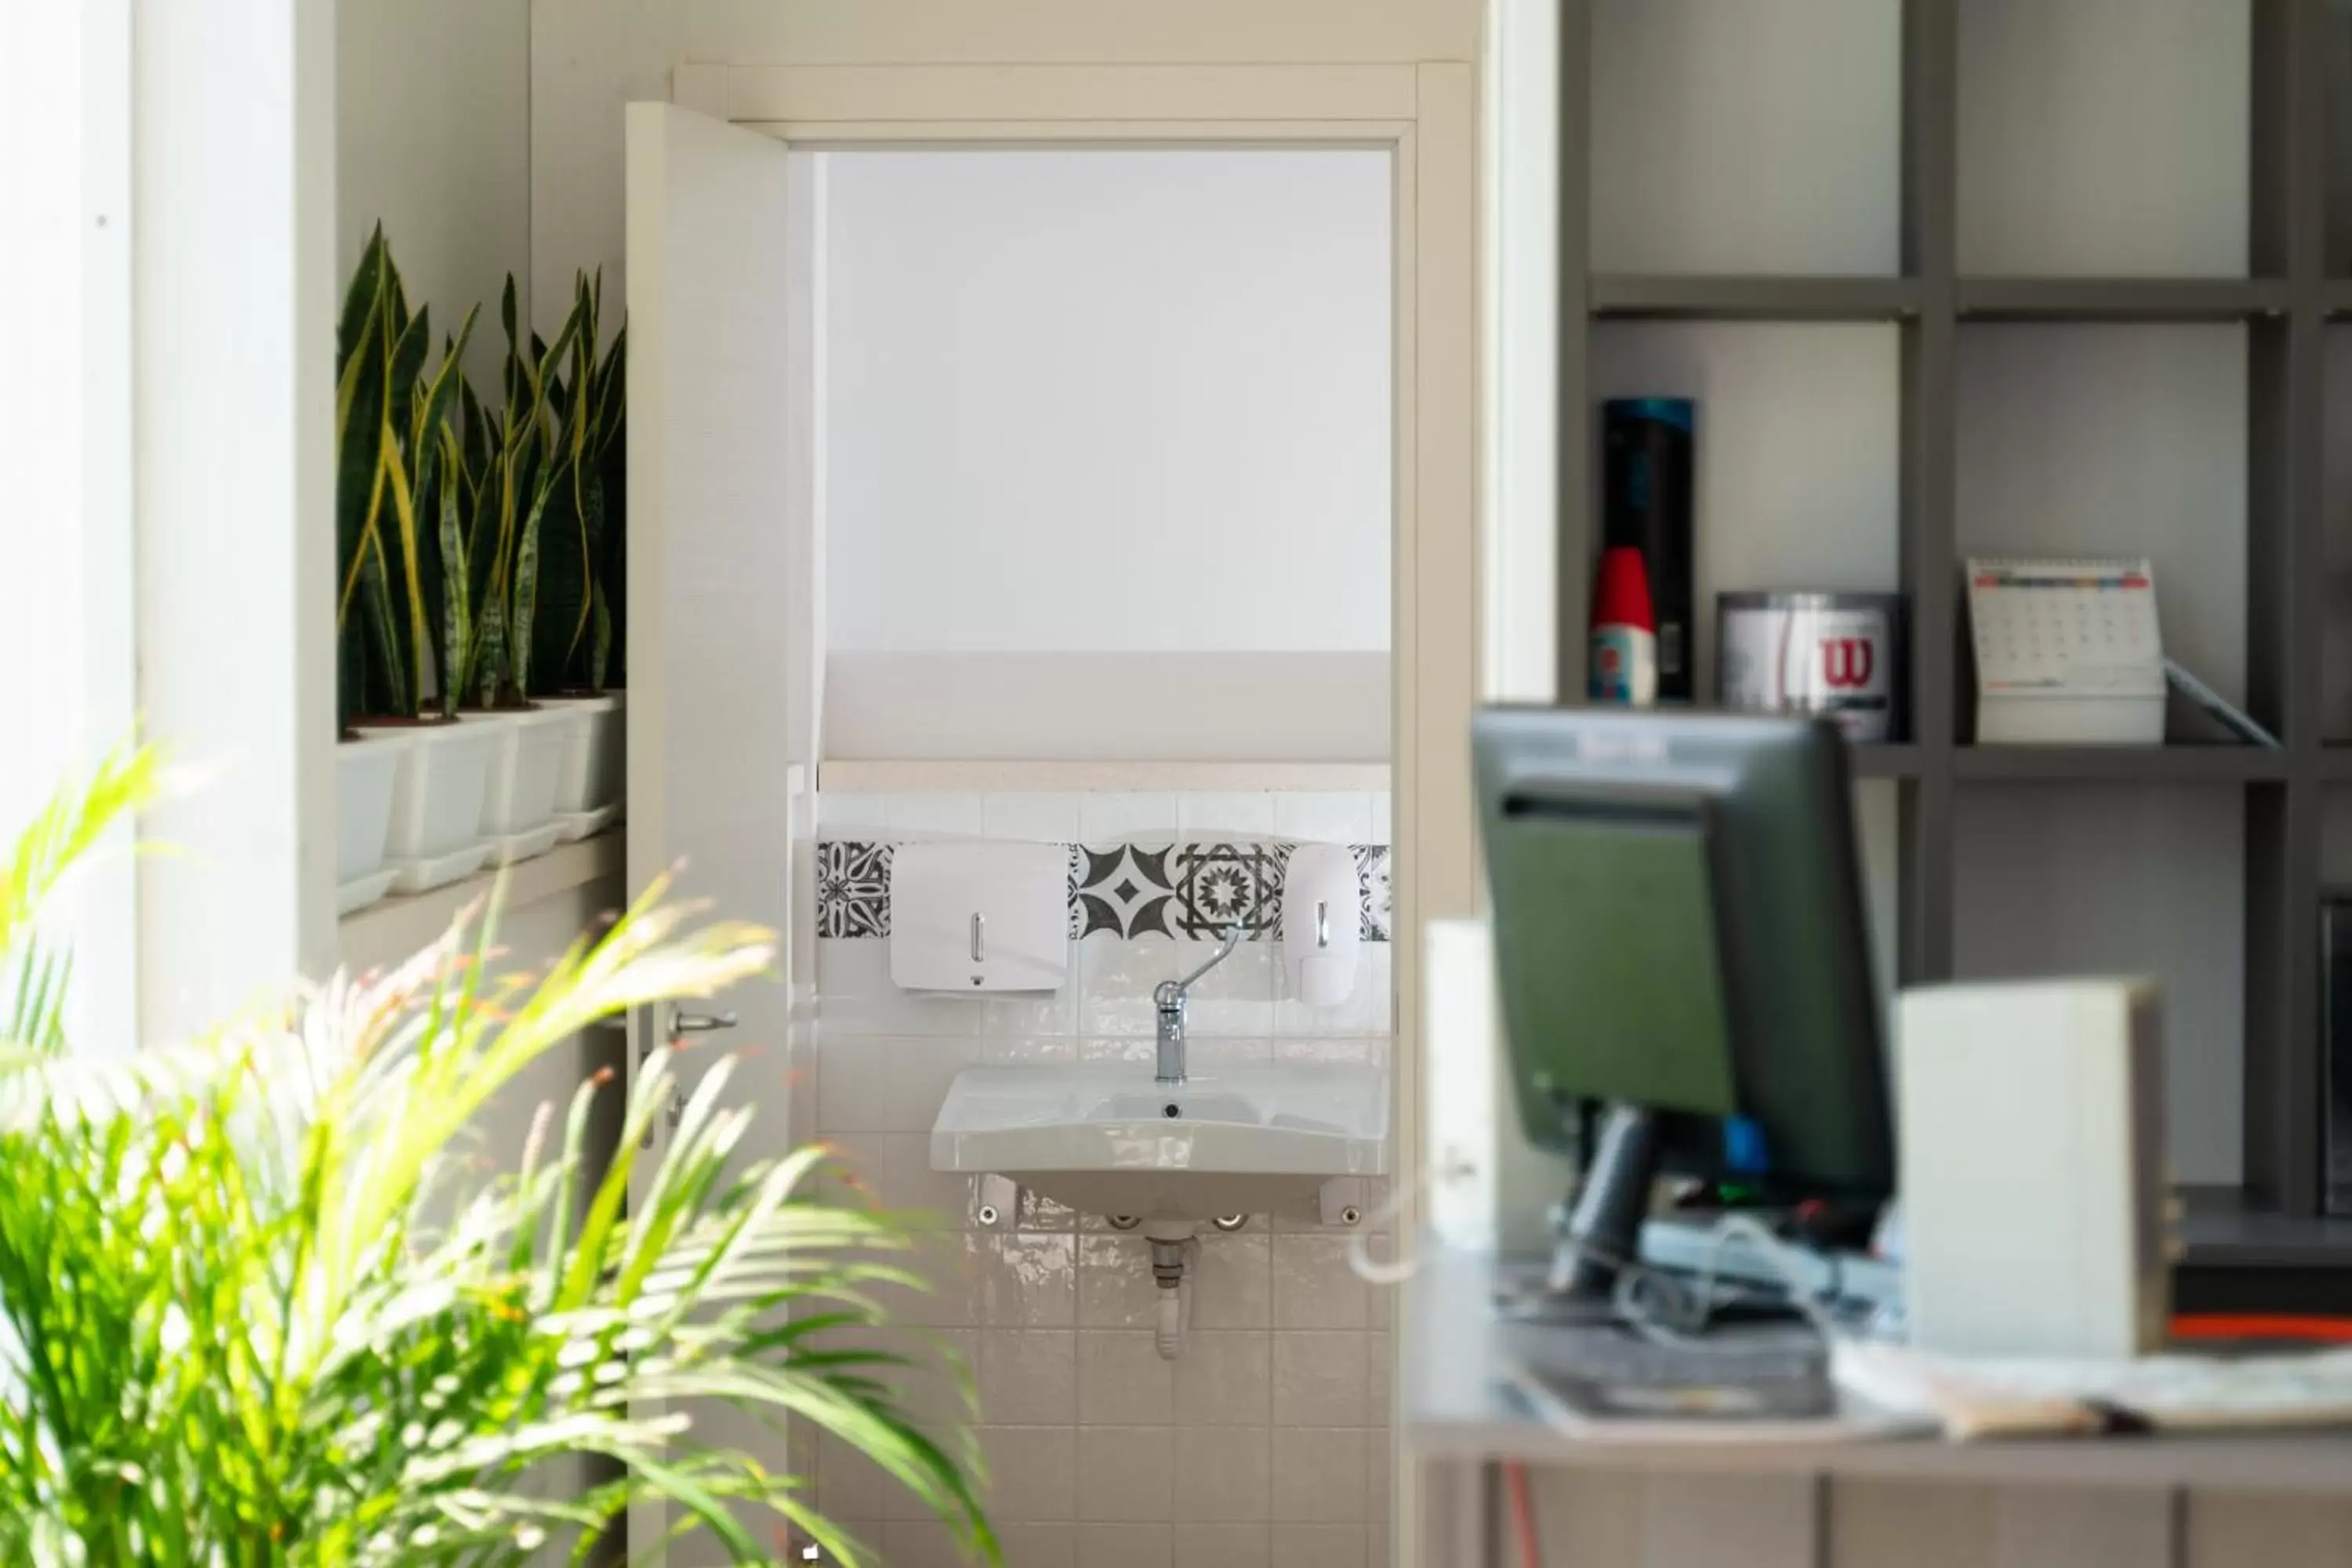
[525,272,626,698]
[335,228,479,721]
[0,747,996,1566]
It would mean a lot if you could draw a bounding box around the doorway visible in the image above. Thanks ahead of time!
[803,140,1396,1563]
[627,64,1478,1565]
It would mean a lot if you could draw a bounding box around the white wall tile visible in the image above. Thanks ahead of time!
[980,1233,1079,1327]
[1169,936,1275,1038]
[815,1428,894,1520]
[977,1330,1079,1427]
[887,792,986,839]
[981,1425,1078,1523]
[1077,1427,1175,1521]
[1272,1235,1370,1330]
[883,1233,984,1329]
[1174,1330,1272,1426]
[1175,1523,1270,1568]
[1076,1524,1173,1568]
[1192,1232,1272,1329]
[1078,1330,1175,1425]
[1367,1331,1394,1425]
[1272,1331,1370,1427]
[818,790,889,838]
[1273,792,1373,845]
[1368,792,1392,844]
[1078,933,1179,1037]
[995,1523,1077,1568]
[985,792,1083,843]
[1082,793,1179,842]
[1078,1233,1161,1328]
[878,1519,967,1567]
[984,955,1082,1038]
[815,1034,978,1134]
[880,1131,978,1226]
[1269,1428,1370,1523]
[1178,792,1276,838]
[1272,1036,1388,1065]
[983,1033,1080,1065]
[1185,1035,1275,1067]
[1270,1524,1368,1568]
[1173,1425,1272,1521]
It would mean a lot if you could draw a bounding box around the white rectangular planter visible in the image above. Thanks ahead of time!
[354,715,501,892]
[334,731,408,914]
[477,707,571,857]
[540,693,626,813]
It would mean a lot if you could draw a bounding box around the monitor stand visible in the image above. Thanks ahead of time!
[1492,1103,1832,1415]
[1499,1101,1661,1327]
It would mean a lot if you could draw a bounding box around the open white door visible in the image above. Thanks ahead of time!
[625,101,795,1563]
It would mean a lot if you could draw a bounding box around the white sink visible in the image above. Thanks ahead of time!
[931,1064,1390,1220]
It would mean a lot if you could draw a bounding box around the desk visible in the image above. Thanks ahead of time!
[1403,1241,2352,1568]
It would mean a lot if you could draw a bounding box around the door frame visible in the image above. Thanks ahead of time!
[670,59,1482,1566]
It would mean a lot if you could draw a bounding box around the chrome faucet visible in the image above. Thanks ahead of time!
[1152,924,1244,1086]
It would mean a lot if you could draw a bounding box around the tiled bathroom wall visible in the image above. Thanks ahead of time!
[808,789,1398,1568]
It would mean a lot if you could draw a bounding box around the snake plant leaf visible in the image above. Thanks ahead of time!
[501,302,586,702]
[409,310,481,717]
[378,303,436,714]
[524,276,604,695]
[333,231,394,726]
[599,322,628,688]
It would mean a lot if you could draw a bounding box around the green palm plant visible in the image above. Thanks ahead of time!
[0,749,996,1566]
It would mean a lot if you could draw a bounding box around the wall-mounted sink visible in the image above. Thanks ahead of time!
[930,1063,1390,1220]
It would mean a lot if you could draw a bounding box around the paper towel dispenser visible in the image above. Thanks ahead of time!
[888,840,1069,993]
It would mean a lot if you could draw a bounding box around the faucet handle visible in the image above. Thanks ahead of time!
[1158,923,1247,1008]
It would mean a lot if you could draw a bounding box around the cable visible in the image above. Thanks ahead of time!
[1346,1167,1434,1287]
[1503,1461,1541,1568]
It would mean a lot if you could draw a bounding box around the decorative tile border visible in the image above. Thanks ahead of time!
[816,840,1392,943]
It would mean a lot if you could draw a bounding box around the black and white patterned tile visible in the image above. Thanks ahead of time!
[815,840,892,938]
[1352,844,1392,942]
[815,838,1390,944]
[1172,841,1287,939]
[1074,843,1180,940]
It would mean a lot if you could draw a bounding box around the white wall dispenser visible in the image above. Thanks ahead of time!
[1283,843,1362,1007]
[888,841,1069,992]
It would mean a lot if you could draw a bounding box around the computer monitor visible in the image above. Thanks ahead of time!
[1472,706,1893,1308]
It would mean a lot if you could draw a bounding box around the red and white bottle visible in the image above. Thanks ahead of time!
[1588,545,1658,706]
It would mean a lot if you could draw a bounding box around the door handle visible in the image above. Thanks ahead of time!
[670,1007,739,1037]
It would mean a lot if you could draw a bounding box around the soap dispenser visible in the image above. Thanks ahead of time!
[1283,843,1362,1008]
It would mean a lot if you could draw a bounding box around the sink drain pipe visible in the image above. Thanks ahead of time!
[1147,1232,1198,1359]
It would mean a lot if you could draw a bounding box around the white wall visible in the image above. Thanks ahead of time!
[822,147,1393,657]
[339,0,531,378]
[530,0,691,337]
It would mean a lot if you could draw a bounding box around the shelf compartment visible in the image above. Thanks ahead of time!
[1590,321,1902,703]
[1954,782,2247,1186]
[1590,275,1922,321]
[1956,278,2289,322]
[1956,323,2252,727]
[1955,746,2288,783]
[1956,0,2251,279]
[1589,0,1900,278]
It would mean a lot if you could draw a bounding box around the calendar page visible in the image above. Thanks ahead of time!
[1967,558,2166,698]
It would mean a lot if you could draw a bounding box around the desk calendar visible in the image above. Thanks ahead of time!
[1966,557,2167,745]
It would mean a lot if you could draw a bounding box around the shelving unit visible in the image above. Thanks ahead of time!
[1559,1,2344,1257]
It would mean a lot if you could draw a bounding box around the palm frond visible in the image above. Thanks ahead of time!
[0,746,997,1566]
